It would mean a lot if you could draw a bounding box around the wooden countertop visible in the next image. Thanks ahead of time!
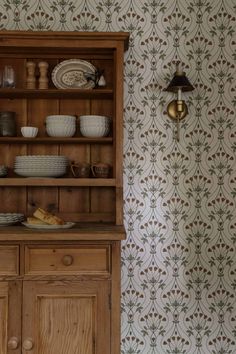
[0,223,126,241]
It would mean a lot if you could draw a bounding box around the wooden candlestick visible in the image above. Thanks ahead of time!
[38,61,49,89]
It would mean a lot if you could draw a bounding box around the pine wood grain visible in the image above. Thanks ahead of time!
[23,280,110,354]
[0,283,8,354]
[0,30,129,354]
[0,246,19,276]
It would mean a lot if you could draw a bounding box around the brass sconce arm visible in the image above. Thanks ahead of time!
[164,64,194,141]
[166,99,188,121]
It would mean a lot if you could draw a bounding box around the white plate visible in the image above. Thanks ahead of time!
[52,59,96,89]
[15,155,68,160]
[0,221,22,226]
[0,217,24,222]
[14,170,66,178]
[14,163,68,167]
[0,213,24,218]
[14,166,67,171]
[22,221,75,230]
[0,213,24,223]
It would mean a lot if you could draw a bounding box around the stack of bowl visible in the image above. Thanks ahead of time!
[46,115,76,137]
[79,115,111,138]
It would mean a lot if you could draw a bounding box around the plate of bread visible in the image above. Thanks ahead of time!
[22,208,75,229]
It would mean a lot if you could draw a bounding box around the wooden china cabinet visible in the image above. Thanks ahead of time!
[0,31,129,354]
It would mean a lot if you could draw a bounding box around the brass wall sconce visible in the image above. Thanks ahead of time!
[165,64,194,141]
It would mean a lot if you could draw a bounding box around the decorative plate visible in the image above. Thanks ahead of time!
[22,222,75,230]
[52,59,96,89]
[0,213,25,226]
[0,221,22,226]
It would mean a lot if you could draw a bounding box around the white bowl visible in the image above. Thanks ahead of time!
[46,115,76,123]
[46,122,76,128]
[80,125,110,137]
[79,115,110,123]
[46,125,76,137]
[80,122,110,128]
[21,126,38,138]
[46,114,76,119]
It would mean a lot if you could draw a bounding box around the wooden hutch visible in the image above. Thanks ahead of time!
[0,31,129,354]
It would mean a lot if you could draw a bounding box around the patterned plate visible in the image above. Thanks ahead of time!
[52,59,96,89]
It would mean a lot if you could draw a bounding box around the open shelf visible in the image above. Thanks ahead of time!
[0,88,113,99]
[0,177,116,187]
[0,30,128,226]
[0,137,113,144]
[0,223,126,241]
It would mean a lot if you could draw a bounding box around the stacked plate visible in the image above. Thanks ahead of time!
[0,213,25,226]
[14,155,68,177]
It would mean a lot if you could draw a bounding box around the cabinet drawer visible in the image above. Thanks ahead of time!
[24,245,110,275]
[0,246,19,276]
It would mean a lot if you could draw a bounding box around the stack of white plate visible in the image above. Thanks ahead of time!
[14,155,68,177]
[0,213,25,226]
[79,115,111,137]
[46,115,76,137]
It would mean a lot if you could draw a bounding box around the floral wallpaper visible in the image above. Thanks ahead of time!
[1,0,236,353]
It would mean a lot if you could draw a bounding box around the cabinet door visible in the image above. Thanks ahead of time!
[22,281,110,354]
[0,281,21,354]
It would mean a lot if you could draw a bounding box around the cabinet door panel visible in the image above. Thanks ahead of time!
[23,281,110,354]
[0,282,21,354]
[0,246,19,276]
[0,283,8,354]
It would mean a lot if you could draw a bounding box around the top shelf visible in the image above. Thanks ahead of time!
[0,30,129,52]
[0,88,113,99]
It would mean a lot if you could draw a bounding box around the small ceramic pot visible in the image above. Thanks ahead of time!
[91,162,111,178]
[71,162,90,178]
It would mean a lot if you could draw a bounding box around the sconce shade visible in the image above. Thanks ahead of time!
[165,69,194,92]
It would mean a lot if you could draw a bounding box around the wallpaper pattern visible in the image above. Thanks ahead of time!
[1,0,236,353]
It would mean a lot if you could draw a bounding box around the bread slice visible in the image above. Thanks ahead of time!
[27,216,48,225]
[33,208,65,225]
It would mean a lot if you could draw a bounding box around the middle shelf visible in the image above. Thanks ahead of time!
[0,137,113,144]
[0,178,116,187]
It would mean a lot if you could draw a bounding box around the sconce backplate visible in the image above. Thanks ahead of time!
[167,100,188,121]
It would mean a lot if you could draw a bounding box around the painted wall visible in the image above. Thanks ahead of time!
[1,0,236,353]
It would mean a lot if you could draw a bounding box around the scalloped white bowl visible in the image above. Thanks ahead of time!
[80,125,110,137]
[21,126,38,138]
[46,125,76,137]
[79,115,110,124]
[46,115,76,123]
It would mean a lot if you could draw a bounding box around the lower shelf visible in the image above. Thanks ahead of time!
[0,178,116,186]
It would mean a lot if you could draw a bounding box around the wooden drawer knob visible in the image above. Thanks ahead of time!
[62,254,74,266]
[23,338,34,350]
[8,337,19,350]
